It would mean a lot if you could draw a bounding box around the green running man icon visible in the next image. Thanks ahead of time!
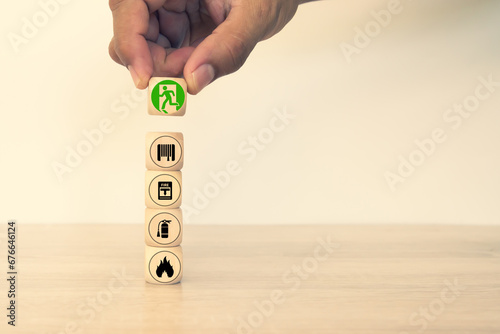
[151,79,186,115]
[160,85,179,113]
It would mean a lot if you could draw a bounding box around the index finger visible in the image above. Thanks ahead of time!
[109,0,164,88]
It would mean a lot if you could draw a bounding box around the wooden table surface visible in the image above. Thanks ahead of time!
[1,224,499,334]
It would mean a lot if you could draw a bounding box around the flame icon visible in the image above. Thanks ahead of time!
[156,256,174,278]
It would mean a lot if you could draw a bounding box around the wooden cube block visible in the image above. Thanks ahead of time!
[146,132,184,171]
[145,208,183,247]
[145,171,182,209]
[145,245,183,284]
[148,77,187,116]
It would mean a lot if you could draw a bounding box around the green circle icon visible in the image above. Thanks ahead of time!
[151,80,185,114]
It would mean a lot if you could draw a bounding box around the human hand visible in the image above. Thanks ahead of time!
[109,0,309,94]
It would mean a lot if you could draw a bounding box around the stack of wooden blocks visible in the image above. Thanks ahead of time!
[144,77,187,285]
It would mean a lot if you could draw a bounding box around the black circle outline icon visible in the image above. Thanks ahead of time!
[148,174,182,207]
[148,212,182,246]
[149,251,181,283]
[149,135,183,169]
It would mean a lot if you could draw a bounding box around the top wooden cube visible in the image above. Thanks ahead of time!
[148,77,187,116]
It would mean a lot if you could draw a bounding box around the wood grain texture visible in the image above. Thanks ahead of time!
[1,224,499,334]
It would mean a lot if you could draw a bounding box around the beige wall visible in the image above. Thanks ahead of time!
[1,0,499,224]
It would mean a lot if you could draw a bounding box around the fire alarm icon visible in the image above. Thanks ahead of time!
[158,181,172,200]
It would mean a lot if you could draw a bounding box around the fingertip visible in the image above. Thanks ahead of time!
[129,64,151,89]
[185,64,215,95]
[128,52,153,89]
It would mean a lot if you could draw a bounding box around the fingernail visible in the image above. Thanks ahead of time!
[192,64,215,93]
[127,65,142,88]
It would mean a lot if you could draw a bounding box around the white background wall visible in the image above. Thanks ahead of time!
[1,0,499,225]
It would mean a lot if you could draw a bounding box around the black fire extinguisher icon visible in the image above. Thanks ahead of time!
[157,220,171,238]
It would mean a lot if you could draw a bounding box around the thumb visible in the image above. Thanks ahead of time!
[184,6,264,94]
